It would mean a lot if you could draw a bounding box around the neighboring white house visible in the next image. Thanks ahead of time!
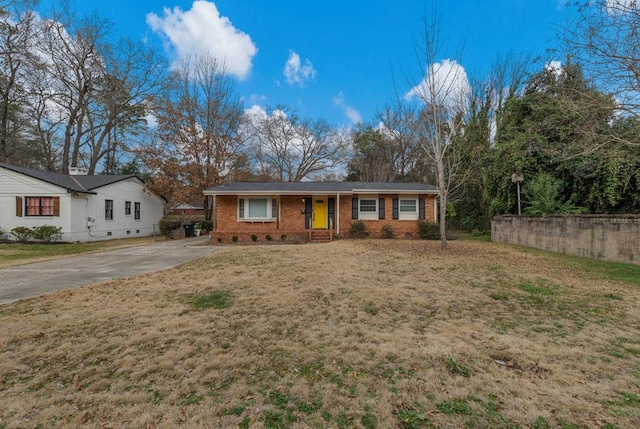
[0,163,166,242]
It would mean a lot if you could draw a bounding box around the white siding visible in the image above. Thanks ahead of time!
[0,167,72,241]
[86,178,164,241]
[0,168,164,242]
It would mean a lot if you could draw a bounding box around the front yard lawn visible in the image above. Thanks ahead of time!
[0,239,638,428]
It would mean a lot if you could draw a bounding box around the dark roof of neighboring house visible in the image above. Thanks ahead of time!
[205,181,439,195]
[0,162,139,194]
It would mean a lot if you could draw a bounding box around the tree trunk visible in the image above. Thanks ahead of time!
[437,158,448,250]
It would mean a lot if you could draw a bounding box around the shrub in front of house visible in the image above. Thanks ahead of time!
[380,224,395,239]
[281,234,287,241]
[417,220,440,240]
[349,220,369,239]
[201,220,213,231]
[159,218,182,238]
[251,234,258,242]
[265,234,272,241]
[31,225,63,243]
[232,235,238,242]
[11,226,33,243]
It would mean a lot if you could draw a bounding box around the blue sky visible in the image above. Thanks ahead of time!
[38,0,571,127]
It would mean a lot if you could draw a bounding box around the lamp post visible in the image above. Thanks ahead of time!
[511,173,524,215]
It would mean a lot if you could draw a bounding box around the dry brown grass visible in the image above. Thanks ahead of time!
[1,239,639,428]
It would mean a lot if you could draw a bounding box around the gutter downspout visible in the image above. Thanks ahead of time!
[336,192,340,236]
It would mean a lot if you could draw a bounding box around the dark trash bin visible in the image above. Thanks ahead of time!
[183,224,194,237]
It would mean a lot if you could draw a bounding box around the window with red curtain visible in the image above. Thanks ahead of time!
[25,197,56,216]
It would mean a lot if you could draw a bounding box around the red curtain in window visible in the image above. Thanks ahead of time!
[41,197,54,216]
[26,197,40,216]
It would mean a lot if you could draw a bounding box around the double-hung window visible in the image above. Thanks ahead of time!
[399,197,418,220]
[105,199,114,220]
[134,202,141,220]
[125,201,131,215]
[238,197,277,221]
[358,197,378,220]
[25,197,58,216]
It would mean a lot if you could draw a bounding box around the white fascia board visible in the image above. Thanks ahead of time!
[352,188,439,195]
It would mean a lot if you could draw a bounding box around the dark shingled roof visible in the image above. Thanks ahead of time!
[205,181,439,195]
[0,163,139,194]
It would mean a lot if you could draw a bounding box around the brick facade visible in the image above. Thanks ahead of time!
[212,193,437,243]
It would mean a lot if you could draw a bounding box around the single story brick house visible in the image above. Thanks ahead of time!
[204,181,439,242]
[169,202,205,216]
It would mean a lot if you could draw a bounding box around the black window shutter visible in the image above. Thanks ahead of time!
[378,198,385,219]
[305,197,313,229]
[419,198,426,220]
[328,197,335,229]
[392,198,399,220]
[352,197,358,219]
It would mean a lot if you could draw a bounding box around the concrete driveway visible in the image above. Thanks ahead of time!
[0,237,221,306]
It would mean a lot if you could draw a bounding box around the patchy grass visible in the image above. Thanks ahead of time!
[0,236,159,268]
[189,291,233,310]
[0,239,639,428]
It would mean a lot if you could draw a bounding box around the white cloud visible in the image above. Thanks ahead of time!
[333,92,362,125]
[283,50,317,87]
[146,1,257,79]
[545,60,564,77]
[404,59,470,109]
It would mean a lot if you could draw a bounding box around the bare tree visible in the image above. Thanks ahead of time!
[22,2,167,173]
[408,13,471,249]
[246,106,347,181]
[377,104,425,182]
[139,54,243,219]
[563,1,640,140]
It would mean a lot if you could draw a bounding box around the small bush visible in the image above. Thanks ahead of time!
[280,234,287,241]
[11,226,33,243]
[232,235,238,242]
[265,234,272,241]
[251,234,258,242]
[31,225,63,243]
[417,220,440,240]
[159,218,182,238]
[216,237,222,243]
[349,220,368,239]
[201,220,213,231]
[380,224,395,239]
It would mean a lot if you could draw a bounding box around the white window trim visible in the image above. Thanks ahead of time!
[358,196,378,221]
[238,196,277,222]
[399,196,418,221]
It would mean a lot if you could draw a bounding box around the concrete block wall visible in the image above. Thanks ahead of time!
[492,215,640,264]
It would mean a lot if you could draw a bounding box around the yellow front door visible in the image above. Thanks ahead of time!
[312,197,327,229]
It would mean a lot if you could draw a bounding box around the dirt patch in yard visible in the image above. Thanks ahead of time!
[0,239,639,428]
